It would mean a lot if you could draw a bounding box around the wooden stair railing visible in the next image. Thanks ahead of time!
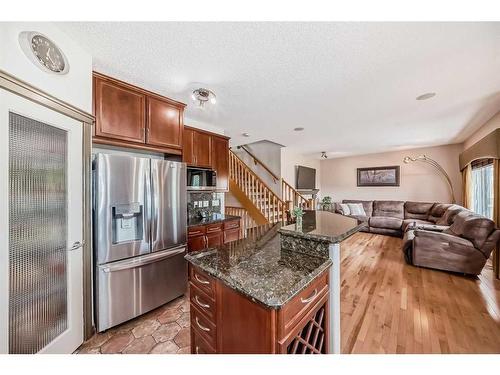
[229,150,286,224]
[225,206,257,232]
[233,145,316,211]
[281,179,315,210]
[236,145,280,183]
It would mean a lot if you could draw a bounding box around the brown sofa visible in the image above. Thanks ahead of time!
[335,199,500,275]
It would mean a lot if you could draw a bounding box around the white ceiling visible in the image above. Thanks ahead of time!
[57,22,500,158]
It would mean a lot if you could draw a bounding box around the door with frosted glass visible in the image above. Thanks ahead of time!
[0,90,83,354]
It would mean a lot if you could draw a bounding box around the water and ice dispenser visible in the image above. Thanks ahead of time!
[111,203,144,244]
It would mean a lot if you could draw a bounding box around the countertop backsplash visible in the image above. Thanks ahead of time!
[187,191,225,220]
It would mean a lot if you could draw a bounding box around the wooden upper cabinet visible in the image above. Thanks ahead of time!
[212,136,229,191]
[94,75,146,143]
[147,96,184,149]
[195,132,212,168]
[93,72,186,154]
[183,128,195,165]
[183,127,212,168]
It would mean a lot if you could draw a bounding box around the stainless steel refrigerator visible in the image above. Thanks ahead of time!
[93,153,187,332]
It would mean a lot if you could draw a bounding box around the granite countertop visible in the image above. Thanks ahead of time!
[187,214,241,227]
[279,210,366,243]
[185,223,332,309]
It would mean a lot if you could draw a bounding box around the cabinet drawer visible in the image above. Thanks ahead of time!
[192,330,216,354]
[279,271,328,337]
[191,304,217,349]
[188,225,206,237]
[189,266,215,298]
[206,223,223,233]
[189,282,216,323]
[206,231,223,248]
[224,228,240,244]
[223,219,240,230]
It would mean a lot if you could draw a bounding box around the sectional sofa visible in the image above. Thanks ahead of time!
[334,199,500,275]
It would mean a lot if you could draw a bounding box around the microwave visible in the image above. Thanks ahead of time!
[187,167,217,190]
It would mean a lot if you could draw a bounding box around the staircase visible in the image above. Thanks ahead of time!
[228,149,316,225]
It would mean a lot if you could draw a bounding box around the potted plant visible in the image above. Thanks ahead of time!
[291,206,304,229]
[321,196,332,211]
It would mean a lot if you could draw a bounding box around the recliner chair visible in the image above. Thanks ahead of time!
[403,210,500,275]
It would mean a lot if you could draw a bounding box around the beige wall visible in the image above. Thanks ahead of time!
[463,110,500,150]
[281,147,321,191]
[320,144,463,204]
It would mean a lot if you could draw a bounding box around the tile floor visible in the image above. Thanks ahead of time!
[76,294,190,354]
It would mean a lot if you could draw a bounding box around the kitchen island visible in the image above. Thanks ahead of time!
[185,211,364,354]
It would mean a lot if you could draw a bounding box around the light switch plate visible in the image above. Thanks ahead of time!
[203,201,209,207]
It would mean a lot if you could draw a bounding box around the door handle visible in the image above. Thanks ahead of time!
[69,241,85,251]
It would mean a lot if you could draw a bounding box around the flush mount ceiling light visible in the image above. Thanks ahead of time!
[416,92,436,100]
[191,88,217,107]
[321,152,328,159]
[242,133,250,137]
[294,127,304,131]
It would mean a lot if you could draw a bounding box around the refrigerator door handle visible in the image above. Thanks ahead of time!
[144,162,152,249]
[100,246,186,273]
[150,159,158,249]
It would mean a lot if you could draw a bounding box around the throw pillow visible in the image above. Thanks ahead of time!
[347,203,366,216]
[339,203,351,215]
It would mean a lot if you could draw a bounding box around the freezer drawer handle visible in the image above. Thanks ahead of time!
[195,317,211,332]
[101,246,186,273]
[194,274,210,285]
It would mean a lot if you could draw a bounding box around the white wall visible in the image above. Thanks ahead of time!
[281,147,321,193]
[0,23,92,113]
[184,117,225,136]
[320,144,463,204]
[233,140,283,195]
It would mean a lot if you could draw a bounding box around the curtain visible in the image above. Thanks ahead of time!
[472,163,494,218]
[493,160,500,279]
[462,164,473,209]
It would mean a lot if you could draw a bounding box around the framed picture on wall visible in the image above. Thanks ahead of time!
[357,166,400,187]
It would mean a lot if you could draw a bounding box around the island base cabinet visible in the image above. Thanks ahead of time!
[277,294,329,354]
[191,331,215,354]
[188,265,329,354]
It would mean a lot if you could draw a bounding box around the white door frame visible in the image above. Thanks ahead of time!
[0,70,94,353]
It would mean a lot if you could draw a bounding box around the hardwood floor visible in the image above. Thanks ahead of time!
[340,232,500,353]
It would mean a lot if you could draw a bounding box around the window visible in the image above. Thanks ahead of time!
[471,158,494,219]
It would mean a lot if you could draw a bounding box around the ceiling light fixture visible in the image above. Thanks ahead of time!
[416,92,436,100]
[321,152,328,159]
[242,133,250,137]
[294,127,304,131]
[191,88,217,107]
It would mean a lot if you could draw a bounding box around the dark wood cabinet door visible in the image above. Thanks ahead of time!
[206,231,223,247]
[187,235,206,252]
[183,128,195,165]
[211,136,229,190]
[94,76,146,143]
[147,96,183,149]
[224,228,240,244]
[194,131,212,168]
